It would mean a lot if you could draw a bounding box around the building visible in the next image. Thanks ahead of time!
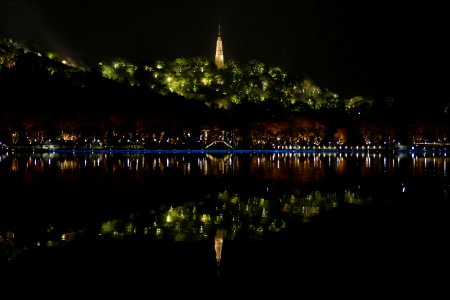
[214,25,224,69]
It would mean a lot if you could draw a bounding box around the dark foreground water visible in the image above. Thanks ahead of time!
[0,151,449,294]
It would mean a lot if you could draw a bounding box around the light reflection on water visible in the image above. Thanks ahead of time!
[1,152,449,263]
[4,151,449,175]
[94,188,360,242]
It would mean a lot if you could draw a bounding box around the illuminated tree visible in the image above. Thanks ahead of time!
[408,122,425,144]
[382,124,398,146]
[298,78,321,109]
[310,120,327,145]
[333,128,348,145]
[18,116,50,144]
[264,121,290,146]
[318,89,342,110]
[0,38,20,69]
[55,116,81,142]
[99,59,137,85]
[240,60,268,103]
[267,67,289,107]
[345,96,374,112]
[222,59,244,104]
[291,118,326,146]
[360,122,383,145]
[249,122,269,147]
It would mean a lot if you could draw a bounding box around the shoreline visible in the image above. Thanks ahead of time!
[3,147,450,155]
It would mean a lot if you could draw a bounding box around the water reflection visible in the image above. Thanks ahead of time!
[3,151,449,177]
[92,188,362,242]
[1,152,450,262]
[214,228,223,265]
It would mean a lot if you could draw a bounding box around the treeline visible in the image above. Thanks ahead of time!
[1,38,449,149]
[1,108,449,149]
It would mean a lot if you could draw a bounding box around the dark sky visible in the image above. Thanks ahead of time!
[0,0,445,102]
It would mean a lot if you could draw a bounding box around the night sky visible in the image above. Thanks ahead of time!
[0,0,445,102]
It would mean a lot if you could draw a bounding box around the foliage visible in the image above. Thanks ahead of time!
[1,37,449,149]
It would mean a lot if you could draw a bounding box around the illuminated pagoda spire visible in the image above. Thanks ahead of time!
[214,25,224,69]
[214,228,224,277]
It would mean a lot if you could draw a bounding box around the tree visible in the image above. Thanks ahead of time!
[333,128,348,145]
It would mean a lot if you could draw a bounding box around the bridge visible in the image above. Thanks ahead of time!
[205,140,234,150]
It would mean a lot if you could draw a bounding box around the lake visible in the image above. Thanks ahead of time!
[1,151,448,294]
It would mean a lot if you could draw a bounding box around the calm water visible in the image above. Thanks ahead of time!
[1,151,449,292]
